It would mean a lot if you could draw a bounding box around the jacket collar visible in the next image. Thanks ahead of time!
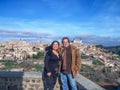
[60,45,76,50]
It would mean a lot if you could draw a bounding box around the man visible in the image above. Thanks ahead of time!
[59,37,81,90]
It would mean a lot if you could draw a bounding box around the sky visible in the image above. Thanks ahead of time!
[0,0,120,46]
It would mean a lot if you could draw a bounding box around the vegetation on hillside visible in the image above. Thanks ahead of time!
[32,52,44,59]
[81,55,89,59]
[80,64,119,84]
[0,60,43,71]
[92,59,104,66]
[96,45,120,55]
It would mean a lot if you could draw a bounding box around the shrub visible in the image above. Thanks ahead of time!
[92,60,104,66]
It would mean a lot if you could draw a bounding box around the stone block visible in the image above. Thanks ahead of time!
[36,79,41,83]
[32,79,35,83]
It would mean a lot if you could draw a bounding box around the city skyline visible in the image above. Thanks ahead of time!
[0,0,120,46]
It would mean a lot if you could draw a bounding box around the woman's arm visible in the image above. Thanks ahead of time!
[44,53,51,73]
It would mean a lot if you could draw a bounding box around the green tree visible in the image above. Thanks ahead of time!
[32,52,44,59]
[37,52,44,58]
[92,60,104,66]
[32,54,38,59]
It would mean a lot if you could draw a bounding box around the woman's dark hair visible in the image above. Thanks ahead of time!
[45,41,60,51]
[62,37,70,43]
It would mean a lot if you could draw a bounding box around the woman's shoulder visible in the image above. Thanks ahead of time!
[46,50,53,56]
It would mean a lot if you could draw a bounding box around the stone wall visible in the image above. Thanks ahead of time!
[76,74,106,90]
[0,72,105,90]
[0,72,60,90]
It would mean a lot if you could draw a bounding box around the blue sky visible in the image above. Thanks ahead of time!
[0,0,120,46]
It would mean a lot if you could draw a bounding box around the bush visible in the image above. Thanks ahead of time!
[113,56,120,60]
[0,60,17,70]
[34,64,43,71]
[32,52,44,59]
[32,54,38,59]
[81,55,89,59]
[80,64,95,77]
[92,60,104,66]
[37,52,44,58]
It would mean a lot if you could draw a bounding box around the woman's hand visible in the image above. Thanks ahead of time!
[47,72,52,77]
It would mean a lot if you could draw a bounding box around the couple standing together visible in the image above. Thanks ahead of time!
[42,37,81,90]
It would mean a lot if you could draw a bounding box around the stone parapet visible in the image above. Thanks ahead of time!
[0,72,105,90]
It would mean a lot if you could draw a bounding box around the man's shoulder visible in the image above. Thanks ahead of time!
[59,45,76,49]
[59,45,63,48]
[59,45,78,50]
[71,45,77,50]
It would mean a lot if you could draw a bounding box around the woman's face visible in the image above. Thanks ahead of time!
[53,42,59,50]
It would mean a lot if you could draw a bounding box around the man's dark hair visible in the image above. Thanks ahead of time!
[62,37,70,43]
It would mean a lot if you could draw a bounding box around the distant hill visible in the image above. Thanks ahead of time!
[96,45,120,55]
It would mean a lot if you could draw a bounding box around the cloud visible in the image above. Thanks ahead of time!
[74,34,120,46]
[0,15,120,37]
[0,29,52,42]
[0,29,120,46]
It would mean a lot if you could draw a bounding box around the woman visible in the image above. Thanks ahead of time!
[42,41,62,90]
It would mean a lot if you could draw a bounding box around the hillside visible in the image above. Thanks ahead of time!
[96,45,120,55]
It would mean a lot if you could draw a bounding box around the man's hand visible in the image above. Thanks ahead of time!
[73,71,79,77]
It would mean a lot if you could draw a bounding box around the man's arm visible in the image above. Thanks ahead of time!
[76,48,81,72]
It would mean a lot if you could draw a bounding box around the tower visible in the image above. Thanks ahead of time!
[40,37,42,44]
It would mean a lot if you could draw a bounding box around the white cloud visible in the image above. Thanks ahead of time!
[74,34,120,46]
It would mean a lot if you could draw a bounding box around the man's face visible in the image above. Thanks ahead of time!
[63,39,70,48]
